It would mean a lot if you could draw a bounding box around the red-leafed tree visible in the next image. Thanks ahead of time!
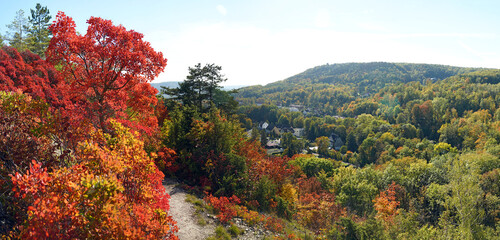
[0,46,71,110]
[46,12,167,135]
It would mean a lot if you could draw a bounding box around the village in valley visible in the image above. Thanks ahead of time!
[246,104,345,156]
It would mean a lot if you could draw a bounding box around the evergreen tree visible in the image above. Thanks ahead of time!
[27,3,52,58]
[161,63,233,112]
[5,10,29,51]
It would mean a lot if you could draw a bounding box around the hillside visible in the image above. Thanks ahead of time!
[279,62,478,85]
[235,62,487,115]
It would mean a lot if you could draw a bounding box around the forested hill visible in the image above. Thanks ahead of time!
[235,62,493,115]
[279,62,478,85]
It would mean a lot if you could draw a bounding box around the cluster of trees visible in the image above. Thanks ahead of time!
[2,4,52,57]
[0,10,177,239]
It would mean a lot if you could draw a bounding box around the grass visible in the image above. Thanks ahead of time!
[206,225,231,240]
[196,214,207,226]
[184,194,210,226]
[228,223,243,237]
[185,194,204,207]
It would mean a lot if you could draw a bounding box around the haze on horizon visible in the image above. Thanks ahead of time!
[2,0,499,86]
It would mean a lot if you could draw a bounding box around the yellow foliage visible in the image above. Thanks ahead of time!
[279,183,298,204]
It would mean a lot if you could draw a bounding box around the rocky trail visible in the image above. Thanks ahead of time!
[163,179,277,240]
[163,179,216,240]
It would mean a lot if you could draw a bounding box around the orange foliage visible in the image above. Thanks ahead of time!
[155,147,178,173]
[250,156,295,185]
[373,182,401,227]
[295,176,344,234]
[10,121,178,239]
[239,140,295,186]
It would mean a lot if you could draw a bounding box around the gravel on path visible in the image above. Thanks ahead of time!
[164,179,216,240]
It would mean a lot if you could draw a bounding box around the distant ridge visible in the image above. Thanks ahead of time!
[150,81,181,90]
[234,62,495,111]
[151,81,246,92]
[272,62,481,86]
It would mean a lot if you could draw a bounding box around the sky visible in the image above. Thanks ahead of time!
[1,0,500,86]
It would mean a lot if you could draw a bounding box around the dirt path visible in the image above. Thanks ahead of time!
[164,179,215,240]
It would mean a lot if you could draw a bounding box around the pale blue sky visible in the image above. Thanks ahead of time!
[2,0,500,85]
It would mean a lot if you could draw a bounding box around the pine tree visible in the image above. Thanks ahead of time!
[27,3,52,58]
[161,63,228,112]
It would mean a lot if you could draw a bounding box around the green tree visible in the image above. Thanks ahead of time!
[444,156,485,239]
[260,129,268,146]
[187,108,247,193]
[26,3,52,58]
[277,114,291,126]
[316,136,330,157]
[438,123,463,148]
[5,10,29,51]
[346,132,358,152]
[161,104,199,150]
[334,166,380,216]
[357,137,379,167]
[212,88,239,115]
[281,132,305,157]
[250,126,260,141]
[162,63,229,112]
[291,156,336,177]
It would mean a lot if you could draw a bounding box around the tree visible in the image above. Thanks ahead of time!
[47,12,167,134]
[410,100,439,140]
[212,88,239,114]
[162,63,227,112]
[358,137,379,167]
[373,182,401,228]
[202,63,227,102]
[444,156,485,239]
[291,156,336,177]
[186,108,247,193]
[0,45,88,149]
[5,10,29,51]
[316,136,330,157]
[281,132,305,158]
[333,166,381,216]
[0,46,70,109]
[27,3,52,58]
